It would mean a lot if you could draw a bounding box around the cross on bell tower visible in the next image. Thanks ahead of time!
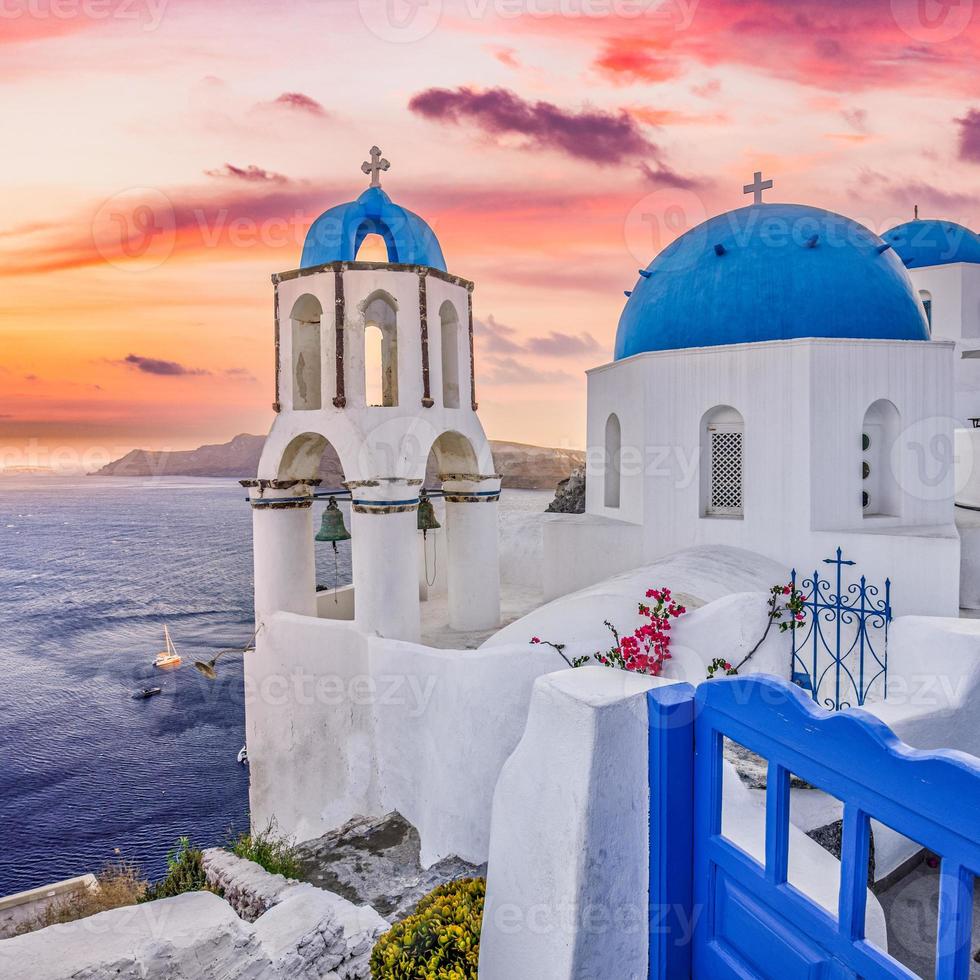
[743,170,773,205]
[361,145,390,188]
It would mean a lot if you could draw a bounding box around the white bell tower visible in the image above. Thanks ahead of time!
[244,150,501,642]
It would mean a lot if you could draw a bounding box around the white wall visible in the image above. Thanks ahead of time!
[541,513,644,600]
[906,263,980,425]
[906,263,973,341]
[480,668,662,980]
[246,612,563,862]
[560,338,961,615]
[247,546,794,863]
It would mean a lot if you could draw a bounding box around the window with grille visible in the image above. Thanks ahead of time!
[708,426,743,515]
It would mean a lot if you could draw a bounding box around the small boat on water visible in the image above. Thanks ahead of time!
[133,687,162,700]
[153,625,182,669]
[237,744,248,765]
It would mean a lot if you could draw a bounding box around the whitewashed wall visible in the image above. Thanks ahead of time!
[245,613,561,861]
[247,546,788,863]
[551,338,961,615]
[900,263,980,425]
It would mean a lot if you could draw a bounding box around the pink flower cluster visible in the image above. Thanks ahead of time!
[597,587,687,677]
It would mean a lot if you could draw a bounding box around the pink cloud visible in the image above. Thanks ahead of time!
[268,92,327,116]
[488,46,521,69]
[497,0,980,95]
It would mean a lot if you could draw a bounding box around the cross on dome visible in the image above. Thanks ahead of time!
[743,170,773,205]
[361,146,390,188]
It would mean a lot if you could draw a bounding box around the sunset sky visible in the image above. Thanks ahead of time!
[1,0,978,470]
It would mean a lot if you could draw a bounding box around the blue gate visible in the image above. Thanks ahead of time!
[661,676,980,980]
[791,548,891,710]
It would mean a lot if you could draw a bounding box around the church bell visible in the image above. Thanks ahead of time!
[417,490,441,537]
[315,496,351,551]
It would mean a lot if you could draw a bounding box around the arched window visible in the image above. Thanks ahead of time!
[362,291,398,407]
[918,289,933,333]
[604,413,621,508]
[440,301,460,409]
[355,232,388,263]
[290,294,322,410]
[701,406,744,517]
[862,399,901,518]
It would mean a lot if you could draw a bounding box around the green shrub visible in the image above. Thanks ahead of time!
[228,822,300,879]
[370,877,485,980]
[141,837,215,902]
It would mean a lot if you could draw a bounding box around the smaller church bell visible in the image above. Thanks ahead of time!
[315,496,351,552]
[417,490,441,538]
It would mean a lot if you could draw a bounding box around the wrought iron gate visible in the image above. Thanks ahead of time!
[791,548,891,710]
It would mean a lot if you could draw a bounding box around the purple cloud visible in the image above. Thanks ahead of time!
[481,356,572,385]
[478,316,608,361]
[525,332,602,357]
[638,160,703,190]
[474,315,523,354]
[205,163,289,184]
[957,109,980,162]
[121,355,210,377]
[853,169,979,216]
[409,86,660,166]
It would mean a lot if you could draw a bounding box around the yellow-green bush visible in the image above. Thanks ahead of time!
[370,877,485,979]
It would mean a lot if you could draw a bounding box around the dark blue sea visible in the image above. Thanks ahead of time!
[0,475,352,896]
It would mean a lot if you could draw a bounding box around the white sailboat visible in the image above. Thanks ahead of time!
[153,625,182,668]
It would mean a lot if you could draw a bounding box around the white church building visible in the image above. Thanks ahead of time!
[545,193,980,618]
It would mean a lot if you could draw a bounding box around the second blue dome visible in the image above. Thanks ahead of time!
[615,203,929,360]
[882,219,980,269]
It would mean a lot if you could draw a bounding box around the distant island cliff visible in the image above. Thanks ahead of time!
[93,434,585,491]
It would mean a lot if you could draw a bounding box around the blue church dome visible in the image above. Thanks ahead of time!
[301,185,446,271]
[881,219,980,269]
[615,203,929,360]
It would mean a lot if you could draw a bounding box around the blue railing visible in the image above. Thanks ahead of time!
[791,548,891,710]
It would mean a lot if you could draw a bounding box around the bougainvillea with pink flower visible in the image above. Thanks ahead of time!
[705,581,807,679]
[531,581,808,682]
[530,586,686,677]
[594,588,687,676]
